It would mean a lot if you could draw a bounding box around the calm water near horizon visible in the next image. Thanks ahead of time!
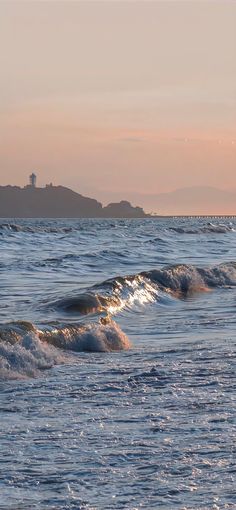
[0,217,236,509]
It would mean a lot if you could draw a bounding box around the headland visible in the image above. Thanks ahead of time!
[0,176,149,218]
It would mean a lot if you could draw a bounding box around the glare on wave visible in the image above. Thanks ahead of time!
[107,276,159,315]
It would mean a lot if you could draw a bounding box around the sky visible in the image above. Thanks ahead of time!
[0,0,235,208]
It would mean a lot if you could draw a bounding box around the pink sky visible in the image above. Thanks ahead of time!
[0,0,235,206]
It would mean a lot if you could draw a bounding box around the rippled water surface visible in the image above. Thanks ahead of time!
[0,217,236,509]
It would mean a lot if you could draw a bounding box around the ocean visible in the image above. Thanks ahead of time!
[0,217,235,510]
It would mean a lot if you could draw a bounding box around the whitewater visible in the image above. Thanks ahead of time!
[0,217,236,509]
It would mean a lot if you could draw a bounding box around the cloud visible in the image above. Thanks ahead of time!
[117,137,144,143]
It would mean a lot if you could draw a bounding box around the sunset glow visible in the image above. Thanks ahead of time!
[0,0,235,213]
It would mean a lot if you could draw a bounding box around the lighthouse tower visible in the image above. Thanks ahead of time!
[29,173,37,188]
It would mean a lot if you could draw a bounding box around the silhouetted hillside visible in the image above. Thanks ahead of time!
[0,185,148,218]
[103,200,146,218]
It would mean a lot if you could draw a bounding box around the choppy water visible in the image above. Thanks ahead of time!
[0,217,236,510]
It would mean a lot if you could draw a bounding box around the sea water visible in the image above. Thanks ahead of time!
[0,217,235,509]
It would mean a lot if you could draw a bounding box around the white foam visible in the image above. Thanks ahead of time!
[0,320,131,379]
[42,320,131,352]
[107,276,159,315]
[0,332,58,380]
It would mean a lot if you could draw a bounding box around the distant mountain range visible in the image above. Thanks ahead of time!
[144,187,236,215]
[99,186,236,216]
[0,185,148,218]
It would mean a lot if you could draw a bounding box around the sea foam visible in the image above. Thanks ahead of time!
[0,332,57,379]
[0,319,130,379]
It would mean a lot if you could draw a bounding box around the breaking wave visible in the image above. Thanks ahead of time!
[0,319,130,379]
[40,320,130,352]
[1,260,236,379]
[142,261,236,294]
[170,222,235,235]
[51,275,160,316]
[50,261,236,317]
[0,330,58,380]
[0,223,73,234]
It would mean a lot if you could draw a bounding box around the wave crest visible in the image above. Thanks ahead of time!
[170,222,235,235]
[41,319,130,352]
[51,293,119,315]
[49,262,236,319]
[143,262,236,295]
[0,223,73,234]
[52,276,160,316]
[0,319,130,379]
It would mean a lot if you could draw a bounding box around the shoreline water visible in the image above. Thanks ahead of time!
[0,217,235,509]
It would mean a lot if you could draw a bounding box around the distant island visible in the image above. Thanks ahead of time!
[0,175,149,218]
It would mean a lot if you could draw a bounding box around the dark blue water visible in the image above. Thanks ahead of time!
[0,218,236,509]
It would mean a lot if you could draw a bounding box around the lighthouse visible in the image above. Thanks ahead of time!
[29,173,37,188]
